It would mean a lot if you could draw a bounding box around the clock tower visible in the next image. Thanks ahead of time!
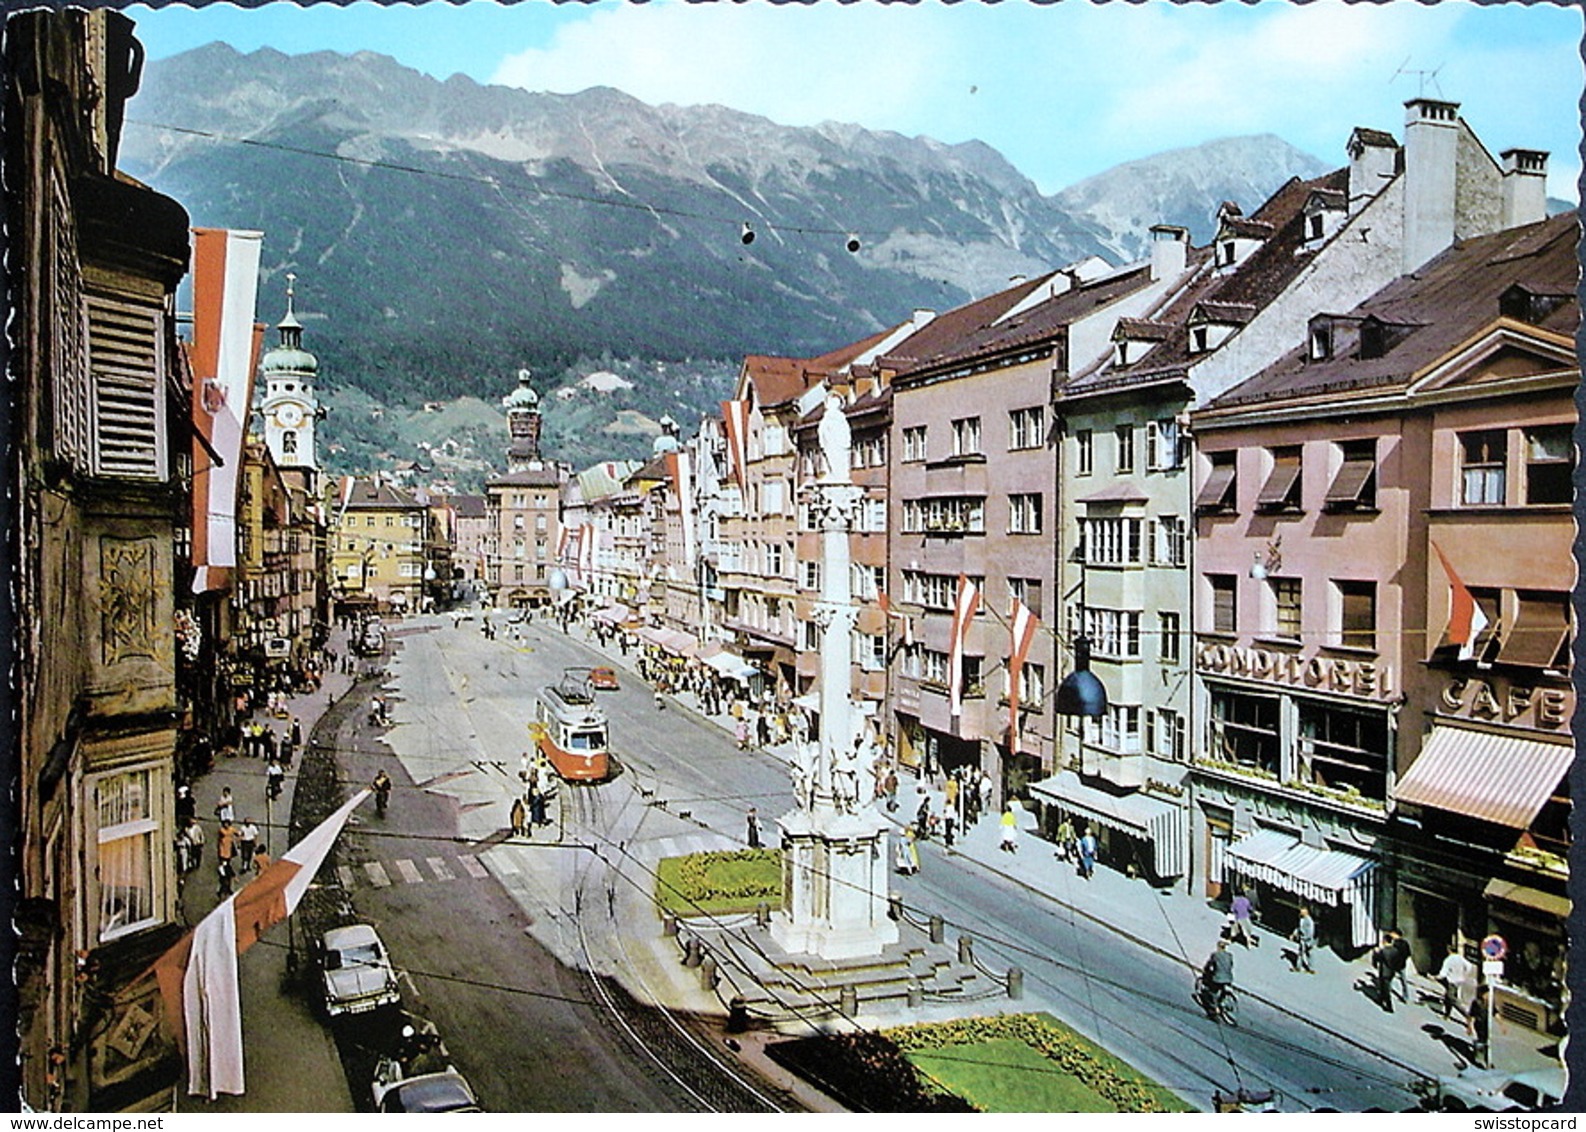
[259,273,319,472]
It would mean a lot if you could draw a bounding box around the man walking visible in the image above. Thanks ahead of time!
[746,807,761,849]
[237,818,259,873]
[1291,905,1316,973]
[1437,942,1477,1025]
[1229,889,1258,947]
[1078,828,1097,880]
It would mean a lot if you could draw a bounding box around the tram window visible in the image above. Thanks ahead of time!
[569,730,603,750]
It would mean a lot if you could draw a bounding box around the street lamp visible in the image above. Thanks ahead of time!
[1056,520,1108,718]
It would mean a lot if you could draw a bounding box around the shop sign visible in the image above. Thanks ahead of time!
[1196,642,1393,700]
[1440,676,1569,730]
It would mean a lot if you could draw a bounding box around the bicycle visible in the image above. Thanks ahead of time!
[1195,973,1239,1026]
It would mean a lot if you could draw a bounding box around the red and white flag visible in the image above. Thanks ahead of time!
[188,228,264,593]
[1431,541,1489,660]
[151,790,370,1099]
[1007,599,1040,754]
[948,575,980,717]
[878,592,913,647]
[721,399,750,493]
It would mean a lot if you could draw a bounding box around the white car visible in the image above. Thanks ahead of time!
[1432,1066,1566,1112]
[320,924,401,1017]
[373,1068,482,1113]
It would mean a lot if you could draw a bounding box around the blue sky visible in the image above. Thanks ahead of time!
[130,0,1583,200]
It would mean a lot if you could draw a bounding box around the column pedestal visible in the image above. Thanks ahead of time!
[771,806,897,960]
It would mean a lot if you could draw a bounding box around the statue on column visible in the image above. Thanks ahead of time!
[817,393,851,482]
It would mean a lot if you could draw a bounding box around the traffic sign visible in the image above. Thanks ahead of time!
[1482,934,1508,961]
[1483,959,1505,978]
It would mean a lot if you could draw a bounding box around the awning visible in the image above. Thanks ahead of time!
[592,604,631,625]
[1029,771,1185,878]
[634,626,669,648]
[1397,726,1573,828]
[1224,829,1378,946]
[704,651,758,682]
[656,629,696,656]
[1484,878,1569,920]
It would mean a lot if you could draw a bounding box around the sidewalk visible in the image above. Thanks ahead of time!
[553,614,1563,1096]
[174,628,360,1113]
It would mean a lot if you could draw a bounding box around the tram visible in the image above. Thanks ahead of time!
[531,669,611,782]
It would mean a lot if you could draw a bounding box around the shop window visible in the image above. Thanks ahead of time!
[1271,577,1302,640]
[1524,773,1570,859]
[1460,430,1507,505]
[1525,424,1573,505]
[1257,447,1303,512]
[1325,439,1377,511]
[1337,580,1376,650]
[1296,703,1389,800]
[1208,574,1237,635]
[1196,453,1237,513]
[1499,591,1571,670]
[1209,690,1280,775]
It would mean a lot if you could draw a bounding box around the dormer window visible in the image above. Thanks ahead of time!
[1192,327,1209,354]
[1308,214,1324,240]
[1310,319,1334,360]
[1499,283,1572,326]
[1220,241,1237,267]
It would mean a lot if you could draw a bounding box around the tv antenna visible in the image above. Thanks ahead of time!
[1391,58,1445,98]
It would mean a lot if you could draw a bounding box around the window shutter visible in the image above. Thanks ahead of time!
[87,293,166,480]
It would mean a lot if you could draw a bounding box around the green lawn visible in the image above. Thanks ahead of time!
[655,848,781,917]
[890,1013,1192,1114]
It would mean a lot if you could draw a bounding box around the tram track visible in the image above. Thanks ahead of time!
[563,779,788,1113]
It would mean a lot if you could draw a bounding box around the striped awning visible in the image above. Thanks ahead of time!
[1224,829,1379,946]
[1397,726,1573,829]
[1030,772,1185,877]
[592,604,631,625]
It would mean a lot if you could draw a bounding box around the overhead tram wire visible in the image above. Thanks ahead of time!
[123,118,881,249]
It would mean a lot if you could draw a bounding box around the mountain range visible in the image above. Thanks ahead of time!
[120,43,1331,473]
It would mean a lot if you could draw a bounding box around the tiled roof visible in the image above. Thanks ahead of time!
[740,354,816,408]
[487,465,563,488]
[449,494,488,518]
[878,275,1050,375]
[1221,217,1276,240]
[1115,318,1174,341]
[1350,127,1398,150]
[342,477,421,510]
[1192,301,1258,325]
[1063,168,1350,399]
[891,266,1155,380]
[1206,213,1580,409]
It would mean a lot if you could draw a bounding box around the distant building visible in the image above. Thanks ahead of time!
[450,494,489,586]
[484,370,568,606]
[328,476,433,616]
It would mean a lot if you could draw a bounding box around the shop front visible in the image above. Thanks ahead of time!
[1029,770,1186,884]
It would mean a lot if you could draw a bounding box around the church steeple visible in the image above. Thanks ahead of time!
[503,368,543,472]
[260,273,319,472]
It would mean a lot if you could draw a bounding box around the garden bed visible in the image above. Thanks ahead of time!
[766,1013,1189,1113]
[655,848,781,917]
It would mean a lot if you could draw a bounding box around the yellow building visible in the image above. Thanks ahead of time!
[328,475,432,616]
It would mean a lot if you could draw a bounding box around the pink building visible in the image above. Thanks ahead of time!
[1189,213,1575,1007]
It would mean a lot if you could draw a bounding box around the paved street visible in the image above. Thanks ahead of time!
[173,608,1561,1113]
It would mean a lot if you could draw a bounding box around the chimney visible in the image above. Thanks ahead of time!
[1149,225,1189,281]
[1402,97,1462,273]
[1346,127,1399,213]
[1501,148,1550,229]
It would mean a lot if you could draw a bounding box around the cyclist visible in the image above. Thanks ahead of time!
[373,769,392,818]
[1200,939,1237,1023]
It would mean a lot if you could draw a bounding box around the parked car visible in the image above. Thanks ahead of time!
[320,924,401,1017]
[371,1015,482,1112]
[1430,1066,1566,1112]
[589,667,620,691]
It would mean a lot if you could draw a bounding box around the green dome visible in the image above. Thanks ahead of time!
[261,345,318,375]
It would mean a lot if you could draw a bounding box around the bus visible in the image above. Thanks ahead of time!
[532,669,611,782]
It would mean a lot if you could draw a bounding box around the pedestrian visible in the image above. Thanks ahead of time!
[266,756,285,801]
[943,808,956,850]
[182,816,205,874]
[263,728,278,763]
[1055,816,1075,862]
[896,827,920,874]
[1078,827,1097,879]
[999,804,1019,853]
[916,798,933,842]
[373,769,392,818]
[734,717,749,751]
[882,767,899,813]
[944,775,960,824]
[175,784,196,825]
[510,796,527,838]
[1291,905,1316,973]
[251,846,271,875]
[1437,942,1477,1025]
[1370,931,1406,1012]
[237,819,258,872]
[977,770,993,821]
[746,806,761,849]
[1471,983,1492,1066]
[213,787,235,825]
[1229,889,1257,947]
[1389,929,1413,1004]
[529,786,548,827]
[756,712,771,748]
[216,856,234,899]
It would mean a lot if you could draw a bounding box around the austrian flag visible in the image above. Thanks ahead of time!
[1432,541,1490,661]
[948,575,980,717]
[1007,599,1040,754]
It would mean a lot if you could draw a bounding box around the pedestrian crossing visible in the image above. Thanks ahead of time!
[327,831,744,897]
